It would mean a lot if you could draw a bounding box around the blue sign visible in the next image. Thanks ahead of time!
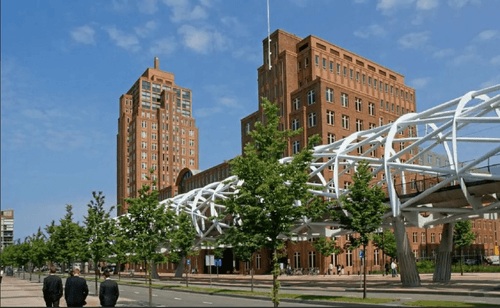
[359,251,364,259]
[187,260,191,265]
[215,259,222,267]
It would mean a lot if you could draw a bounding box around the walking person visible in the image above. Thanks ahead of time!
[384,262,390,276]
[391,260,397,277]
[99,270,119,307]
[65,267,88,307]
[337,264,342,276]
[43,266,63,307]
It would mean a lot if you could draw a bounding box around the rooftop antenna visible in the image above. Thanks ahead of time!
[267,0,272,70]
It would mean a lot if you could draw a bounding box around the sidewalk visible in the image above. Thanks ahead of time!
[0,275,135,307]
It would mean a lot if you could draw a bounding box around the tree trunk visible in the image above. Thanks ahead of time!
[363,244,367,299]
[95,261,99,296]
[174,256,185,278]
[433,223,454,282]
[148,262,153,307]
[393,216,421,287]
[151,261,160,279]
[186,259,189,287]
[251,258,254,293]
[460,247,464,276]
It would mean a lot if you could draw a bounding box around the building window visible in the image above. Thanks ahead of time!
[356,71,360,82]
[368,77,372,87]
[431,233,435,243]
[326,110,335,125]
[327,133,335,144]
[141,131,147,138]
[325,88,334,102]
[141,162,147,170]
[346,250,352,267]
[141,152,147,159]
[256,254,261,269]
[315,55,319,66]
[355,98,362,112]
[342,115,350,130]
[344,181,351,189]
[292,141,300,154]
[343,66,347,77]
[368,103,375,116]
[323,58,326,69]
[337,63,341,75]
[355,119,363,132]
[294,252,301,268]
[350,69,353,80]
[379,118,383,126]
[374,79,377,90]
[292,119,300,131]
[413,232,418,243]
[307,90,316,105]
[341,93,349,107]
[293,97,301,110]
[308,112,317,127]
[308,251,316,267]
[374,249,379,266]
[329,61,334,72]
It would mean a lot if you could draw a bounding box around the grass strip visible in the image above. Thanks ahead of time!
[402,300,498,307]
[112,280,396,304]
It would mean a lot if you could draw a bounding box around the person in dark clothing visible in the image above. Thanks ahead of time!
[43,266,63,307]
[64,268,88,307]
[385,262,390,276]
[99,270,119,307]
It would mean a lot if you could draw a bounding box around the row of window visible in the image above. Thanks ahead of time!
[312,54,414,102]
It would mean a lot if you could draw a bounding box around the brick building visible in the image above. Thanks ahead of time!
[117,58,200,215]
[121,33,499,276]
[1,209,14,249]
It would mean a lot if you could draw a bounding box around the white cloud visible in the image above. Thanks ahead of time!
[410,77,431,89]
[221,17,249,37]
[138,0,158,14]
[432,48,454,58]
[104,26,140,52]
[70,25,96,45]
[376,0,414,15]
[232,47,260,63]
[178,25,229,53]
[451,47,480,66]
[475,30,499,41]
[354,24,387,39]
[290,0,308,7]
[111,0,130,12]
[134,20,159,37]
[447,0,469,9]
[195,85,245,118]
[149,37,177,56]
[480,74,500,88]
[398,32,429,49]
[491,55,500,65]
[163,0,208,23]
[416,0,438,10]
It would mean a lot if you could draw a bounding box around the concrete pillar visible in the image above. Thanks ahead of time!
[393,216,421,287]
[433,223,454,282]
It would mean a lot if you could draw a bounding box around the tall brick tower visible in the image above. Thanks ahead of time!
[117,58,199,215]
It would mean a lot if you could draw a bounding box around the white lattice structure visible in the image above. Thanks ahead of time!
[157,85,500,243]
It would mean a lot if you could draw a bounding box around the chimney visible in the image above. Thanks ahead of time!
[154,57,159,69]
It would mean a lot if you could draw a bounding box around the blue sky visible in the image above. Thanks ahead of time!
[2,0,500,241]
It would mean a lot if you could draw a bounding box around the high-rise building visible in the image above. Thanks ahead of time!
[242,29,417,190]
[117,58,199,215]
[1,209,14,249]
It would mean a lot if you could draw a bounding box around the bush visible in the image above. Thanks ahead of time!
[416,260,435,273]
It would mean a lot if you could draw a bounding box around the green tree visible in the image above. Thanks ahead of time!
[330,160,386,299]
[108,233,131,281]
[223,98,326,307]
[83,191,117,295]
[14,239,31,279]
[0,244,17,268]
[118,170,175,306]
[169,211,199,286]
[46,205,86,272]
[217,229,261,291]
[372,229,397,262]
[28,228,48,282]
[311,236,341,276]
[453,220,476,276]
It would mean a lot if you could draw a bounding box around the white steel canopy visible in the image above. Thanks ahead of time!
[157,84,500,242]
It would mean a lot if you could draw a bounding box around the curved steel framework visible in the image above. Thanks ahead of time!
[159,85,500,243]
